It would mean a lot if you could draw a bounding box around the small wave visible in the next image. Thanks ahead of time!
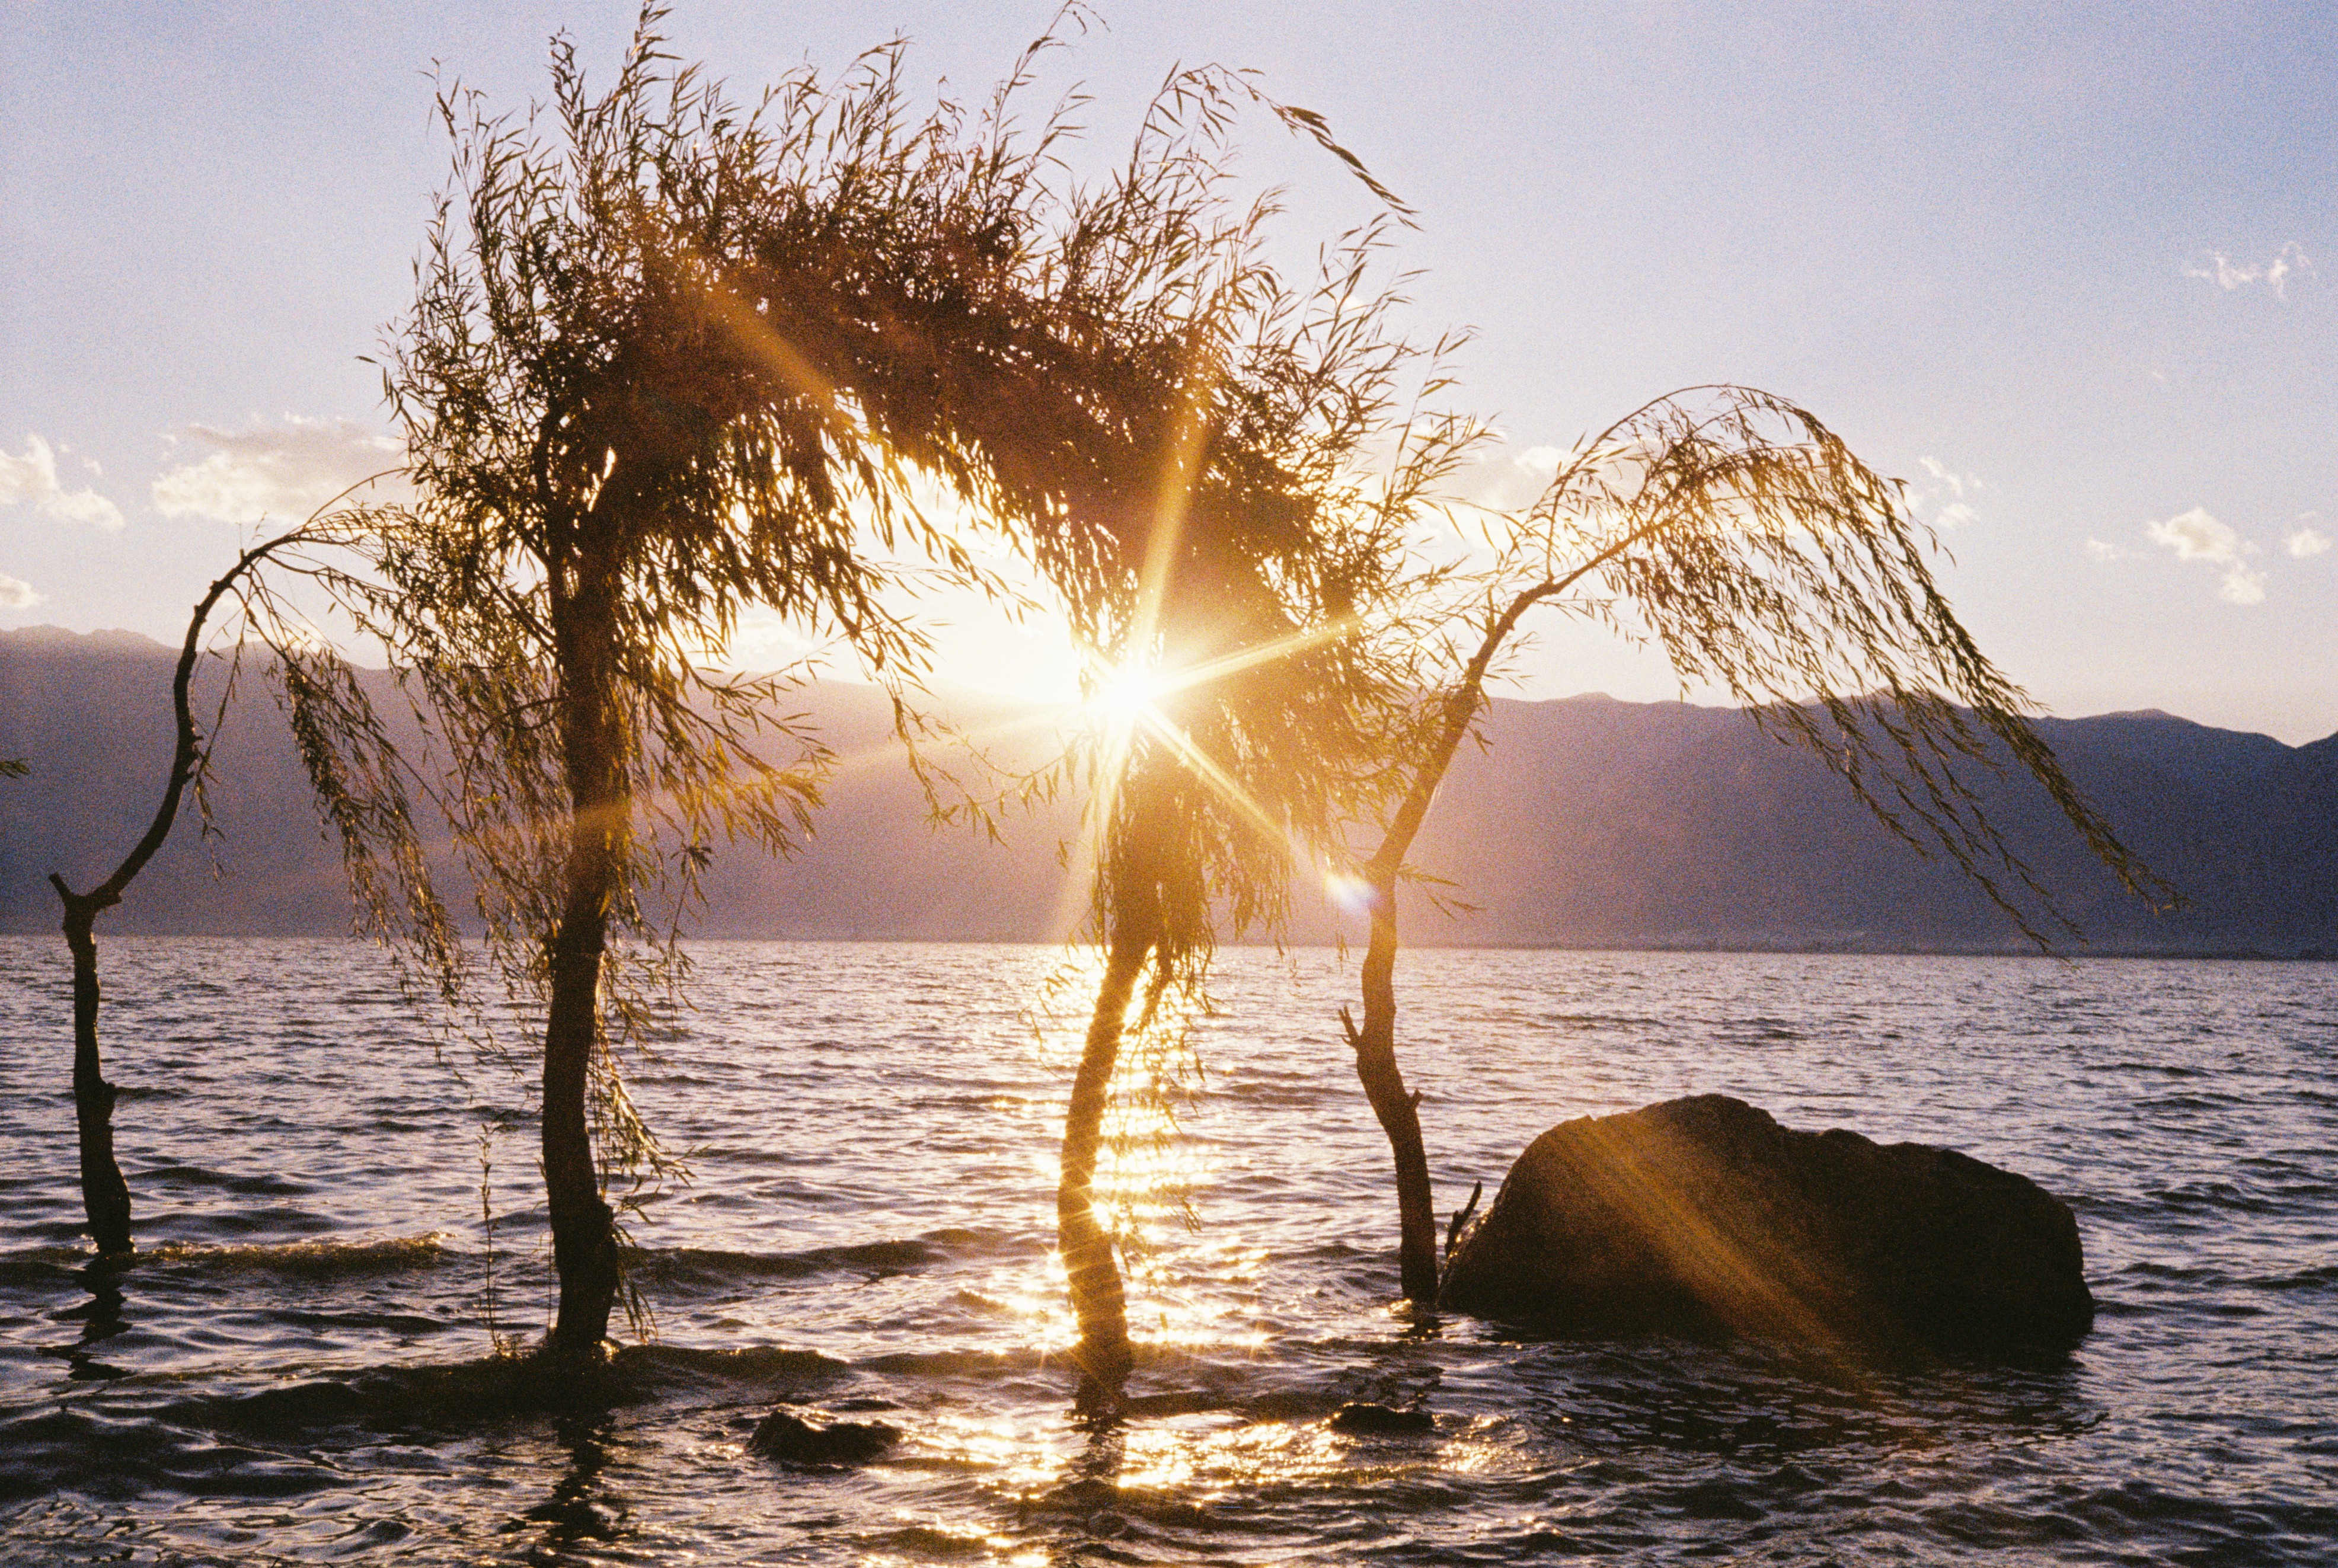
[1225,1082,1337,1107]
[135,1162,315,1197]
[0,1247,94,1288]
[2147,1181,2286,1215]
[167,1377,375,1436]
[625,1228,1042,1291]
[0,1403,344,1506]
[621,1342,849,1394]
[2133,1091,2251,1113]
[860,1524,1000,1560]
[143,1234,451,1278]
[269,1307,457,1335]
[860,1346,1054,1378]
[2117,1259,2225,1282]
[163,1342,845,1439]
[920,1225,1040,1257]
[2034,1478,2338,1557]
[625,1236,941,1288]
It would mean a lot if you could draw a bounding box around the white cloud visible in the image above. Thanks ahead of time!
[1937,502,1978,528]
[0,435,125,531]
[2084,538,2128,562]
[2145,506,2244,563]
[1513,445,1565,478]
[1918,456,1968,498]
[2287,526,2331,559]
[2182,243,2315,299]
[0,571,43,609]
[151,417,404,525]
[2144,506,2272,605]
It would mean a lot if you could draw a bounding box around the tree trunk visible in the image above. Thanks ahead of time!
[1345,883,1438,1305]
[1059,918,1155,1403]
[542,558,628,1361]
[55,887,132,1256]
[542,865,622,1358]
[1343,637,1523,1309]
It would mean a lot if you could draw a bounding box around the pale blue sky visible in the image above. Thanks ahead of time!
[4,1,2331,738]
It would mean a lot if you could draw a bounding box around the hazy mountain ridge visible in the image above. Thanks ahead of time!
[4,626,2332,955]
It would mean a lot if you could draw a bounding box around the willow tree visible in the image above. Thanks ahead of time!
[1340,385,2168,1307]
[337,9,1433,1361]
[953,76,1483,1398]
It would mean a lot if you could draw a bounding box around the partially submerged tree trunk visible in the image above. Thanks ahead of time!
[1342,933,1437,1307]
[1347,602,1537,1307]
[45,534,302,1258]
[1060,910,1157,1405]
[541,543,629,1360]
[53,882,131,1256]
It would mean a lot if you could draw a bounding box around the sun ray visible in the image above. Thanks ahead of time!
[1123,320,1232,676]
[1126,611,1365,708]
[1138,706,1296,856]
[1048,694,1144,942]
[687,265,966,564]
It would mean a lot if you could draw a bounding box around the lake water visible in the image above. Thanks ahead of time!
[2,940,2333,1564]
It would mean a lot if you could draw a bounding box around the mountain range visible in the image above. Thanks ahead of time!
[4,625,2332,956]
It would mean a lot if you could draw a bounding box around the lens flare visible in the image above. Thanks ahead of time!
[1324,872,1375,915]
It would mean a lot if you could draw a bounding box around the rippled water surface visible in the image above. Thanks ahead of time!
[2,940,2334,1564]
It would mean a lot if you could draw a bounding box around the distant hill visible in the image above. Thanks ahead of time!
[3,626,2333,956]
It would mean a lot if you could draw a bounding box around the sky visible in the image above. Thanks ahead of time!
[3,1,2333,740]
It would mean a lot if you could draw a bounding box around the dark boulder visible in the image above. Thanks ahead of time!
[750,1409,902,1465]
[1438,1094,2093,1352]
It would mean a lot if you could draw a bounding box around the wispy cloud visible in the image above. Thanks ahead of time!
[2288,525,2331,559]
[151,417,404,525]
[2084,538,2128,562]
[717,607,823,673]
[1450,437,1570,517]
[2182,242,2315,299]
[1912,456,1983,528]
[0,571,43,609]
[1918,456,1971,498]
[2144,506,2266,603]
[0,435,124,531]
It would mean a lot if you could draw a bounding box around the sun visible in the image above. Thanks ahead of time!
[1088,660,1169,727]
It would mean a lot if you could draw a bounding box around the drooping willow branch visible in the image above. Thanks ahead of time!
[1340,384,2173,1307]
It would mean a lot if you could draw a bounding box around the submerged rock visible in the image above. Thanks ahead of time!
[1438,1094,2093,1352]
[750,1409,902,1465]
[1329,1401,1436,1435]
